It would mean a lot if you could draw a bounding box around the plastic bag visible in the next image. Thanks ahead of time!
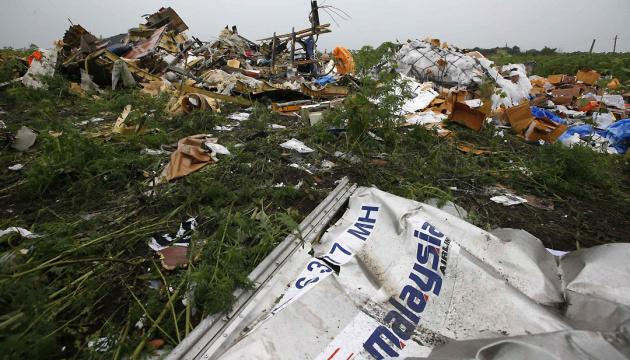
[604,119,630,154]
[531,106,565,124]
[332,47,355,75]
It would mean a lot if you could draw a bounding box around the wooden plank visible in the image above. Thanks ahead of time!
[257,24,331,41]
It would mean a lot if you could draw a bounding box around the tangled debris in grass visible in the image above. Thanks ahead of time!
[1,7,630,359]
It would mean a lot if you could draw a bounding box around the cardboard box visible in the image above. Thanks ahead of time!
[576,69,600,85]
[504,102,534,134]
[524,118,567,144]
[450,102,486,131]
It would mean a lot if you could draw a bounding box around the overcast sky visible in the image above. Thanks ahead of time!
[1,0,628,53]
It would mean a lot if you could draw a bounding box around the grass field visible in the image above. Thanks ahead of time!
[489,52,630,84]
[0,48,629,358]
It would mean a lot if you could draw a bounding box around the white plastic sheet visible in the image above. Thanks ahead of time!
[0,227,41,239]
[214,187,630,360]
[399,75,439,114]
[405,112,446,126]
[396,40,532,110]
[280,138,315,154]
[396,40,483,87]
[22,49,58,89]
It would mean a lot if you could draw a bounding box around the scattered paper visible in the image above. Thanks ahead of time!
[401,80,439,113]
[87,337,111,352]
[228,112,250,121]
[141,148,170,156]
[280,138,314,154]
[78,117,105,126]
[592,112,615,129]
[321,160,336,170]
[464,99,482,108]
[367,131,384,141]
[158,246,189,270]
[288,163,313,174]
[205,142,230,155]
[334,151,361,164]
[405,111,445,125]
[214,125,237,131]
[491,194,528,206]
[8,164,24,171]
[148,218,197,252]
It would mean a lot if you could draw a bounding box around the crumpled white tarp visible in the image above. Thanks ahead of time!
[396,40,483,87]
[22,49,58,89]
[396,40,532,110]
[593,112,616,129]
[601,95,626,110]
[398,75,439,114]
[214,187,630,360]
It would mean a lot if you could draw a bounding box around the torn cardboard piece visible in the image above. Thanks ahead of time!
[449,101,486,131]
[112,105,148,135]
[524,117,568,144]
[456,144,493,155]
[158,246,189,270]
[504,102,534,134]
[155,135,217,184]
[576,69,600,85]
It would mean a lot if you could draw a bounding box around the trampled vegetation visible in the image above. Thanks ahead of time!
[0,46,629,358]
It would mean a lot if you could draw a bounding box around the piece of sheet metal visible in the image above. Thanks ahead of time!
[167,177,357,360]
[199,187,630,359]
[123,25,167,60]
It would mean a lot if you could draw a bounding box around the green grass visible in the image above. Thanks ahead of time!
[489,52,630,85]
[0,51,629,359]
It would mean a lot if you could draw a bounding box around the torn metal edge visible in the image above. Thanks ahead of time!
[167,176,357,360]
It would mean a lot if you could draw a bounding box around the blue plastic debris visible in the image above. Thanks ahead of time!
[314,75,336,86]
[558,124,594,143]
[603,119,630,154]
[531,107,566,124]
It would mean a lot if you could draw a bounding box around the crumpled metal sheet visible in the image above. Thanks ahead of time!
[205,187,630,360]
[409,329,630,360]
[123,25,167,60]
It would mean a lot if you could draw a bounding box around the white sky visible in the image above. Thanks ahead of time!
[1,0,628,53]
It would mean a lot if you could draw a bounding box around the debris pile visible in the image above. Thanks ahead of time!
[29,6,356,118]
[9,8,629,155]
[394,38,629,153]
[1,4,630,359]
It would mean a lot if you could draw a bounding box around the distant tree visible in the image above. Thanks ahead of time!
[540,46,557,55]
